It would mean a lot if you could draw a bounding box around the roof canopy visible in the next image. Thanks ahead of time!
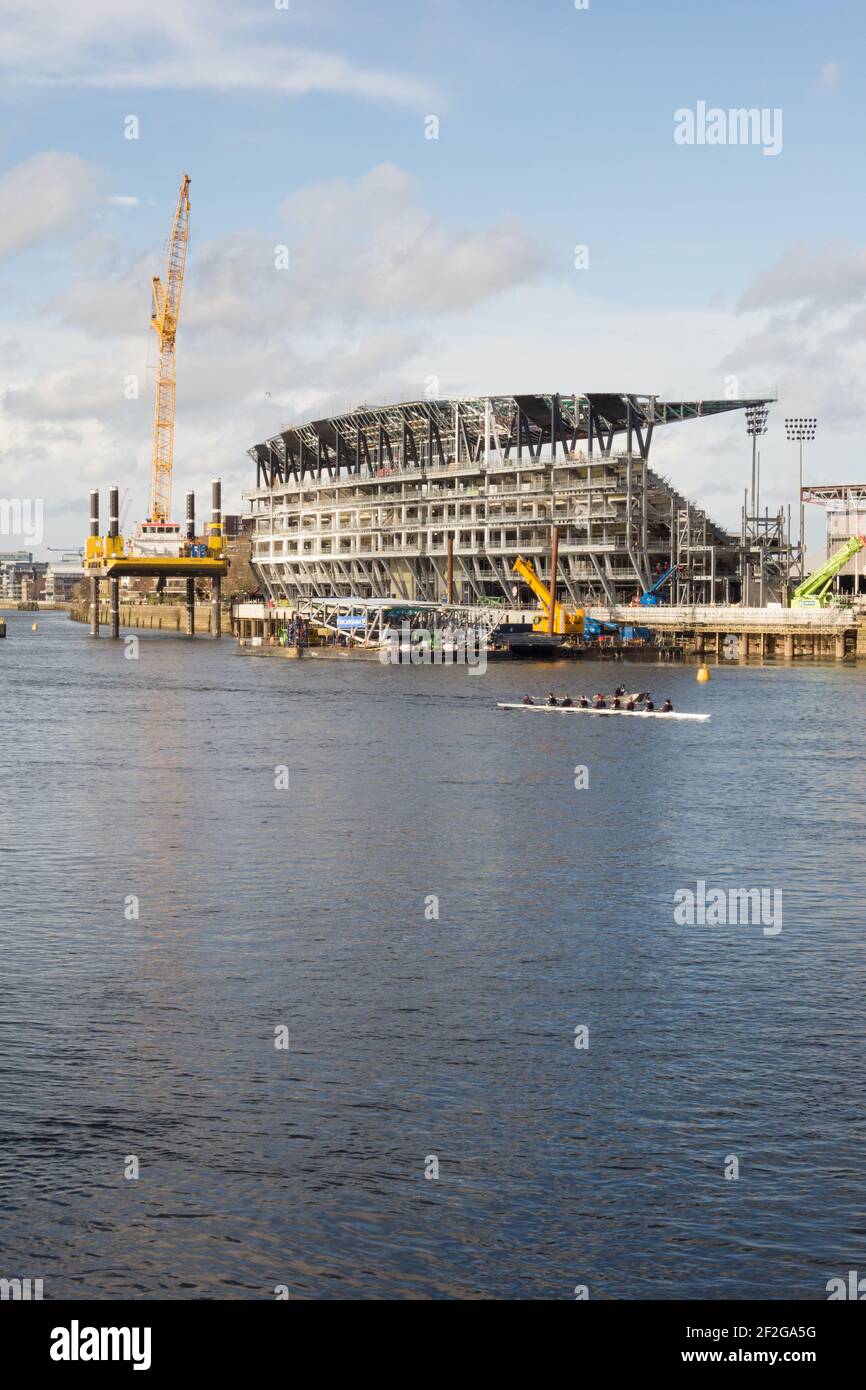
[250,392,775,487]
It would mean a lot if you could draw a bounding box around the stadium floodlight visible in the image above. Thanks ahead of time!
[785,417,818,576]
[784,417,817,442]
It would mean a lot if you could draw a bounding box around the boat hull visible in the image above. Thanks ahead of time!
[497,703,709,722]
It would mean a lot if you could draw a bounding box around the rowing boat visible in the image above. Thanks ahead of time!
[497,702,710,722]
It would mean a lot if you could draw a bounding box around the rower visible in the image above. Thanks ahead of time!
[578,695,590,708]
[522,695,534,705]
[547,691,558,706]
[593,693,606,709]
[561,694,573,707]
[614,684,627,697]
[660,698,674,713]
[611,696,621,709]
[625,697,636,711]
[644,697,655,711]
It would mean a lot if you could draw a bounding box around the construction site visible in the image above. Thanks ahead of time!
[246,393,795,608]
[67,172,866,665]
[234,392,866,662]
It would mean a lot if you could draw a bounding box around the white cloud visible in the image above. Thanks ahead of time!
[109,196,139,207]
[0,0,432,105]
[53,164,548,340]
[0,152,99,259]
[738,242,866,320]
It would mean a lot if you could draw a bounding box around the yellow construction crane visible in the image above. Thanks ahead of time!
[149,173,191,525]
[512,555,584,635]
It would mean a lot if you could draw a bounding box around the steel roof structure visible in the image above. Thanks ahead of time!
[250,392,774,489]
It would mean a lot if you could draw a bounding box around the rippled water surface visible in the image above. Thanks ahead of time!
[1,610,864,1299]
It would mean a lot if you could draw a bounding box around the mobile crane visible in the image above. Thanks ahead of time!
[630,563,684,606]
[512,556,584,635]
[790,535,865,608]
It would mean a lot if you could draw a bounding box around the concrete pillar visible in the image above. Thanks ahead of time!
[185,489,195,637]
[695,632,704,655]
[89,488,100,638]
[211,478,222,640]
[784,634,794,660]
[739,633,749,662]
[446,534,454,604]
[835,634,846,661]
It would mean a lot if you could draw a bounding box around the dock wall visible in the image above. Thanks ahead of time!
[69,604,232,634]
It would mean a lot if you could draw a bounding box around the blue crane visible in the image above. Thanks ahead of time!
[632,564,684,606]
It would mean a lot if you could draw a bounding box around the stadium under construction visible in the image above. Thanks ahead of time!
[245,392,794,611]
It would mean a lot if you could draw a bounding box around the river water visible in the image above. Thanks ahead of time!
[1,610,864,1299]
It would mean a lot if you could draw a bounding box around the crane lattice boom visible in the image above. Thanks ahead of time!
[149,174,191,524]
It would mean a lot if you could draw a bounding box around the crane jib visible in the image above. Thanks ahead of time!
[149,174,191,525]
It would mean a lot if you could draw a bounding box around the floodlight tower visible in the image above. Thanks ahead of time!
[745,404,769,516]
[785,416,817,577]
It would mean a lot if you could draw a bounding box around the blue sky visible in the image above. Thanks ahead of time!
[1,0,864,551]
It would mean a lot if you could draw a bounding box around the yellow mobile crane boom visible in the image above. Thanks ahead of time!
[512,555,584,635]
[149,173,191,525]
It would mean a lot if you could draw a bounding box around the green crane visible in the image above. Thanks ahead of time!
[790,535,865,608]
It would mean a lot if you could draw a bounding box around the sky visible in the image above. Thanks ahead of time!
[1,0,865,555]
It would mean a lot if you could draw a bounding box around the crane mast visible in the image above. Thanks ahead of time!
[149,174,191,525]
